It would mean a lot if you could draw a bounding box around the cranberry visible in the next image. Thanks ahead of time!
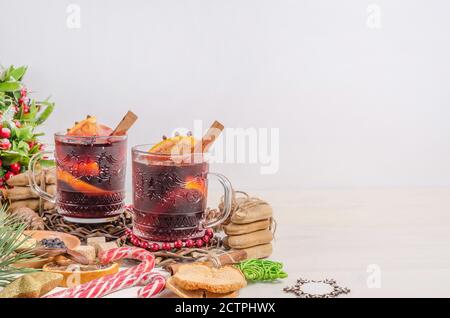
[195,239,204,248]
[4,171,14,181]
[162,242,171,251]
[0,139,11,150]
[150,243,160,252]
[174,240,183,249]
[205,228,214,237]
[141,241,149,249]
[185,239,194,248]
[202,235,210,244]
[0,128,10,139]
[9,163,21,174]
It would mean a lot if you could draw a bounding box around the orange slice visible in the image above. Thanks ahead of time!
[67,116,98,136]
[43,262,119,287]
[149,136,197,155]
[184,176,206,195]
[77,161,100,177]
[67,116,113,136]
[57,169,108,195]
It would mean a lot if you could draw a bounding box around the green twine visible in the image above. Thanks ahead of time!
[236,259,288,282]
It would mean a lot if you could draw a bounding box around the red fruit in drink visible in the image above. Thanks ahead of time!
[0,128,10,139]
[185,240,194,248]
[4,171,14,180]
[0,139,11,150]
[9,163,21,174]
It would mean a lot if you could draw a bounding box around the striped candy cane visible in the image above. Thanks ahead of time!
[44,247,165,298]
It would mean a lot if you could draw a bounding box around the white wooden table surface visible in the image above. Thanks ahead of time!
[43,188,450,297]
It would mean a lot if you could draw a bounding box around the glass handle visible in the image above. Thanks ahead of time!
[203,172,233,229]
[28,150,56,204]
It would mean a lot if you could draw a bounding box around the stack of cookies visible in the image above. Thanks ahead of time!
[166,263,246,298]
[223,195,274,260]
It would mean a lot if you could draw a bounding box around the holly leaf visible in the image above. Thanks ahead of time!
[12,126,34,140]
[35,101,54,125]
[9,66,27,81]
[0,82,21,92]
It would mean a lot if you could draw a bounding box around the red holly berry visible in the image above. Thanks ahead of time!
[205,228,214,238]
[0,159,2,167]
[4,171,14,181]
[0,128,11,139]
[202,235,210,244]
[162,242,171,251]
[23,105,30,113]
[9,163,21,174]
[0,139,11,150]
[20,88,27,97]
[185,239,194,248]
[150,243,160,252]
[174,240,183,249]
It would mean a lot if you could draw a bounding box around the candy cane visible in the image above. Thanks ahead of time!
[44,247,165,298]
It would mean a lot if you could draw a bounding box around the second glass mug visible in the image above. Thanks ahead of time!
[131,144,232,242]
[29,132,128,223]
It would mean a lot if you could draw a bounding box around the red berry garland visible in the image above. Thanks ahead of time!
[124,228,214,251]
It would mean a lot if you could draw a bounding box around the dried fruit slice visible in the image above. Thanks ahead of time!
[43,262,119,287]
[67,115,97,136]
[67,116,113,136]
[56,169,108,195]
[149,136,197,155]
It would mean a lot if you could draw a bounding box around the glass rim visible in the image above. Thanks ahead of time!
[132,143,205,157]
[54,131,127,140]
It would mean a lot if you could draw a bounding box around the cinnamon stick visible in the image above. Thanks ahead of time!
[195,120,224,153]
[111,111,138,136]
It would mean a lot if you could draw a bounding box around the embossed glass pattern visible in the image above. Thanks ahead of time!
[132,146,208,241]
[34,133,127,223]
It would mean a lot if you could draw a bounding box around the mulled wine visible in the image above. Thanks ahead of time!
[29,115,128,223]
[131,143,232,242]
[54,134,127,223]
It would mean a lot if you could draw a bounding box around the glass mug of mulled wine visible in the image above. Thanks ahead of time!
[29,132,127,223]
[131,144,232,242]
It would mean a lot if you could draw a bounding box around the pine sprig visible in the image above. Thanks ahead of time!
[0,204,38,287]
